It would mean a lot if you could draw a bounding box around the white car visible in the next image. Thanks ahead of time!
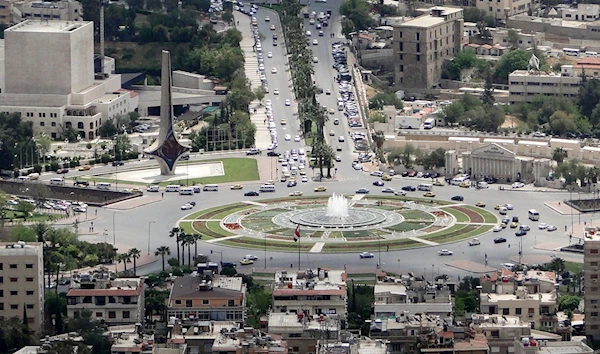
[313,56,319,63]
[259,64,265,71]
[505,203,514,210]
[438,249,453,256]
[493,225,503,232]
[285,99,291,106]
[245,254,258,260]
[306,30,312,36]
[468,238,481,246]
[267,52,273,58]
[309,19,315,25]
[394,190,406,196]
[301,176,308,182]
[312,39,318,45]
[520,225,531,231]
[511,182,525,188]
[547,225,557,232]
[285,134,291,141]
[264,16,270,21]
[538,223,548,229]
[271,67,277,74]
[338,136,345,142]
[181,203,193,210]
[294,135,301,142]
[273,89,279,95]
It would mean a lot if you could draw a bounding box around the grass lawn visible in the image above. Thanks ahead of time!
[462,205,498,223]
[441,207,470,223]
[384,221,429,232]
[565,261,583,273]
[5,212,58,222]
[168,158,259,185]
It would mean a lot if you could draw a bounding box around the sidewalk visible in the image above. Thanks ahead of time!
[544,201,580,215]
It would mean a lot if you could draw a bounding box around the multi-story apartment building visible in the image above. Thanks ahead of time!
[513,337,593,354]
[167,275,246,325]
[479,288,558,329]
[480,268,557,295]
[508,68,581,104]
[561,4,600,22]
[472,315,533,354]
[393,7,464,90]
[373,276,453,319]
[267,312,341,354]
[584,228,600,340]
[66,276,145,325]
[0,241,44,334]
[272,268,347,320]
[369,317,440,354]
[476,0,540,21]
[0,0,82,24]
[0,20,138,139]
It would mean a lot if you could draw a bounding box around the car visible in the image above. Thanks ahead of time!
[494,204,503,210]
[329,130,336,136]
[394,190,407,196]
[505,204,514,210]
[294,135,301,142]
[267,52,273,58]
[532,131,546,138]
[468,238,481,246]
[245,255,258,261]
[73,206,87,213]
[271,68,277,74]
[240,258,254,265]
[373,181,385,187]
[402,186,416,192]
[287,181,297,187]
[57,168,69,174]
[356,188,370,194]
[289,191,303,196]
[515,229,527,237]
[382,174,392,181]
[382,187,395,193]
[314,186,327,192]
[285,99,291,106]
[231,184,243,190]
[74,181,89,187]
[451,195,464,201]
[313,56,319,63]
[265,16,270,21]
[547,225,557,231]
[328,108,335,115]
[493,225,503,232]
[510,222,519,228]
[267,151,280,157]
[181,203,193,210]
[78,165,91,171]
[244,191,260,196]
[319,30,324,36]
[511,182,525,188]
[273,89,280,95]
[112,161,124,166]
[359,252,374,258]
[338,136,345,142]
[494,237,507,244]
[325,89,331,95]
[423,192,436,197]
[502,217,510,225]
[459,181,470,188]
[270,25,276,30]
[475,202,486,207]
[433,181,445,187]
[336,146,342,151]
[312,39,318,46]
[221,261,236,268]
[520,225,531,231]
[538,223,548,229]
[438,249,453,256]
[301,176,308,182]
[500,222,507,228]
[284,134,291,141]
[335,156,341,162]
[246,148,261,155]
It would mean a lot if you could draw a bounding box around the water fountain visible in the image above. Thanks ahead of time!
[327,193,349,218]
[286,193,394,229]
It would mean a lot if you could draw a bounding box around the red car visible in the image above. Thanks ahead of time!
[407,170,418,177]
[56,168,69,174]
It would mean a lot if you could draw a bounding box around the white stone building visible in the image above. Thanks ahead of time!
[476,0,541,21]
[561,4,600,22]
[0,20,138,140]
[0,0,82,25]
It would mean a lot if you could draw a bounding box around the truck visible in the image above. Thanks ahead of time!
[398,116,422,129]
[423,118,435,129]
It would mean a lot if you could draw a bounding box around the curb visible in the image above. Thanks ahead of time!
[544,202,579,215]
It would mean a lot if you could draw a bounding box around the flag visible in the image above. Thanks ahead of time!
[529,54,540,71]
[294,224,300,242]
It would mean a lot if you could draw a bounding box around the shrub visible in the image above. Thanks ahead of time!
[33,164,42,174]
[49,162,59,171]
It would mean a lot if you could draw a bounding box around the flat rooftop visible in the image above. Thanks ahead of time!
[6,20,91,33]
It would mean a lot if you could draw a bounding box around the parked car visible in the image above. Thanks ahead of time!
[221,261,236,268]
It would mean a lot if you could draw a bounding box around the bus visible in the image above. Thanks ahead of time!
[179,187,194,195]
[563,48,580,57]
[528,209,540,221]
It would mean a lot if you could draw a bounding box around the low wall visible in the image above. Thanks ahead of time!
[0,180,141,206]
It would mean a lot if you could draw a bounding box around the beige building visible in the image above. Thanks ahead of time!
[369,317,440,354]
[0,0,82,24]
[584,231,600,340]
[0,241,44,334]
[272,269,347,320]
[267,312,340,354]
[479,288,558,329]
[66,277,145,325]
[393,7,464,90]
[476,0,540,21]
[514,337,593,354]
[562,4,600,22]
[508,68,581,104]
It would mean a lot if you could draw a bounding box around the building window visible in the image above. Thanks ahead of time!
[109,311,116,319]
[10,277,17,282]
[0,263,2,270]
[9,264,16,269]
[592,274,598,279]
[400,65,404,72]
[175,300,181,305]
[399,42,403,51]
[95,312,102,317]
[591,249,599,254]
[416,55,421,61]
[77,122,84,129]
[399,31,402,38]
[51,122,56,127]
[593,325,599,329]
[122,311,130,319]
[26,291,33,296]
[416,43,420,52]
[26,277,33,282]
[26,304,33,309]
[592,312,599,317]
[502,308,509,315]
[186,300,192,307]
[202,299,209,305]
[51,133,56,138]
[0,303,3,310]
[515,308,522,315]
[0,290,3,297]
[25,264,32,269]
[10,304,18,309]
[0,277,3,283]
[40,122,45,127]
[10,291,17,296]
[528,308,534,314]
[416,32,420,41]
[228,300,235,307]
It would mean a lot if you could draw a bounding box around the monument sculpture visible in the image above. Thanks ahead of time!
[145,50,190,175]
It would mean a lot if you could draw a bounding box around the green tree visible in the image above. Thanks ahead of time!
[339,0,374,31]
[253,87,266,105]
[155,246,171,271]
[552,147,568,165]
[368,92,403,110]
[482,67,495,105]
[129,248,141,276]
[506,29,520,48]
[493,49,531,84]
[578,76,600,119]
[114,134,131,160]
[439,102,464,125]
[98,120,118,138]
[549,110,578,135]
[558,295,581,312]
[16,201,34,220]
[400,144,416,168]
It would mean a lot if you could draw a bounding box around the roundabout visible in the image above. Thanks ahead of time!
[178,193,498,253]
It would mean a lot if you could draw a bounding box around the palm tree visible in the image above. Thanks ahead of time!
[169,227,182,264]
[155,246,171,271]
[119,253,131,275]
[129,248,141,276]
[549,257,565,274]
[191,233,202,261]
[182,234,194,267]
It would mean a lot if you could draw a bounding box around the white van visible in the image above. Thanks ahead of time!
[147,185,160,192]
[417,183,432,191]
[179,187,194,195]
[451,176,469,185]
[503,263,516,271]
[97,182,112,190]
[165,185,180,192]
[260,184,276,192]
[499,207,507,215]
[49,178,65,186]
[203,184,219,191]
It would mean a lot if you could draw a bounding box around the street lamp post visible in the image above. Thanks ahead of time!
[264,232,267,269]
[112,211,116,245]
[147,221,156,255]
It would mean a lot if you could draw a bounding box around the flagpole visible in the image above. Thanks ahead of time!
[298,226,301,271]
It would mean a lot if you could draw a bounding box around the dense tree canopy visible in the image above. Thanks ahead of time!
[340,0,375,33]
